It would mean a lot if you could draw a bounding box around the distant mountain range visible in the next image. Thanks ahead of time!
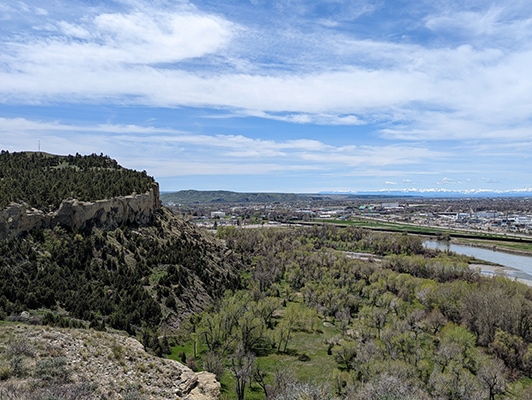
[321,188,532,198]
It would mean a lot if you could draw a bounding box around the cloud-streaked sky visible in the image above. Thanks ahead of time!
[1,0,531,193]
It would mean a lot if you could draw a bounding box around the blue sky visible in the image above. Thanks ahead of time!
[1,0,531,194]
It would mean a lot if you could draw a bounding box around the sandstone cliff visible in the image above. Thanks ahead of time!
[0,183,161,240]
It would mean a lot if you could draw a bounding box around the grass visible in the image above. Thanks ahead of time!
[167,337,205,364]
[170,319,341,400]
[257,323,339,383]
[226,325,339,399]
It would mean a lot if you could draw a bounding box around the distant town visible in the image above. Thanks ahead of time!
[163,193,532,236]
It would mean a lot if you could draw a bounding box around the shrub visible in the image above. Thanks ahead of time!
[7,340,35,358]
[186,358,198,372]
[202,351,225,380]
[34,357,70,383]
[0,363,11,380]
[123,384,147,400]
[10,356,26,378]
[111,344,125,360]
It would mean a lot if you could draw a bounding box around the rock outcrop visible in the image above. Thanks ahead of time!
[0,323,220,400]
[0,183,161,240]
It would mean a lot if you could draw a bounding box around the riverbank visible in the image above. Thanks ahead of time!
[453,237,532,256]
[425,239,532,285]
[469,263,532,287]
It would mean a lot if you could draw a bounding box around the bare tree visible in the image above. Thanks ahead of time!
[229,343,256,400]
[202,351,225,381]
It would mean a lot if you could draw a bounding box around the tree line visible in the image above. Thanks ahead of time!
[0,151,154,211]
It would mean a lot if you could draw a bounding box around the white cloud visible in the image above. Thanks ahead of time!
[425,7,504,37]
[2,32,530,144]
[438,177,455,185]
[0,0,531,147]
[424,4,532,47]
[2,6,234,71]
[254,112,364,126]
[34,7,48,16]
[58,21,91,39]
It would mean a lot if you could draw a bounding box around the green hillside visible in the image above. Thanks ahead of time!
[4,152,532,399]
[161,189,325,204]
[0,152,241,354]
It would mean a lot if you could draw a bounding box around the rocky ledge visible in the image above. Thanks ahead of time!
[0,183,161,240]
[0,323,219,399]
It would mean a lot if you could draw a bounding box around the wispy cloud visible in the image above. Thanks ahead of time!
[0,117,447,179]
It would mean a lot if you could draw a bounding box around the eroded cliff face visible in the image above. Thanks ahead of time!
[0,183,161,240]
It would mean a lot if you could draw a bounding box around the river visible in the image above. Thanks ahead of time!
[423,240,532,282]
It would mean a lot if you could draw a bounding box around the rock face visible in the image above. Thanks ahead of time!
[0,323,220,400]
[0,183,161,240]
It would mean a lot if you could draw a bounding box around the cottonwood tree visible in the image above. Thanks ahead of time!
[198,311,236,355]
[429,367,483,400]
[356,372,431,400]
[423,308,447,335]
[274,302,315,353]
[201,351,225,381]
[251,253,281,293]
[236,308,267,354]
[462,283,520,346]
[253,296,281,330]
[477,356,507,400]
[489,329,527,371]
[333,342,358,372]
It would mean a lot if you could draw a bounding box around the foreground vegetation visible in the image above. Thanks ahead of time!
[0,322,212,399]
[174,225,532,399]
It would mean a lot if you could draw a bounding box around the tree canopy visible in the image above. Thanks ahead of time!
[0,151,154,211]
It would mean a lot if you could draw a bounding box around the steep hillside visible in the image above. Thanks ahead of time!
[0,152,241,338]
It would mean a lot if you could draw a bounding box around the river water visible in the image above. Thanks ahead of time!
[423,240,532,282]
